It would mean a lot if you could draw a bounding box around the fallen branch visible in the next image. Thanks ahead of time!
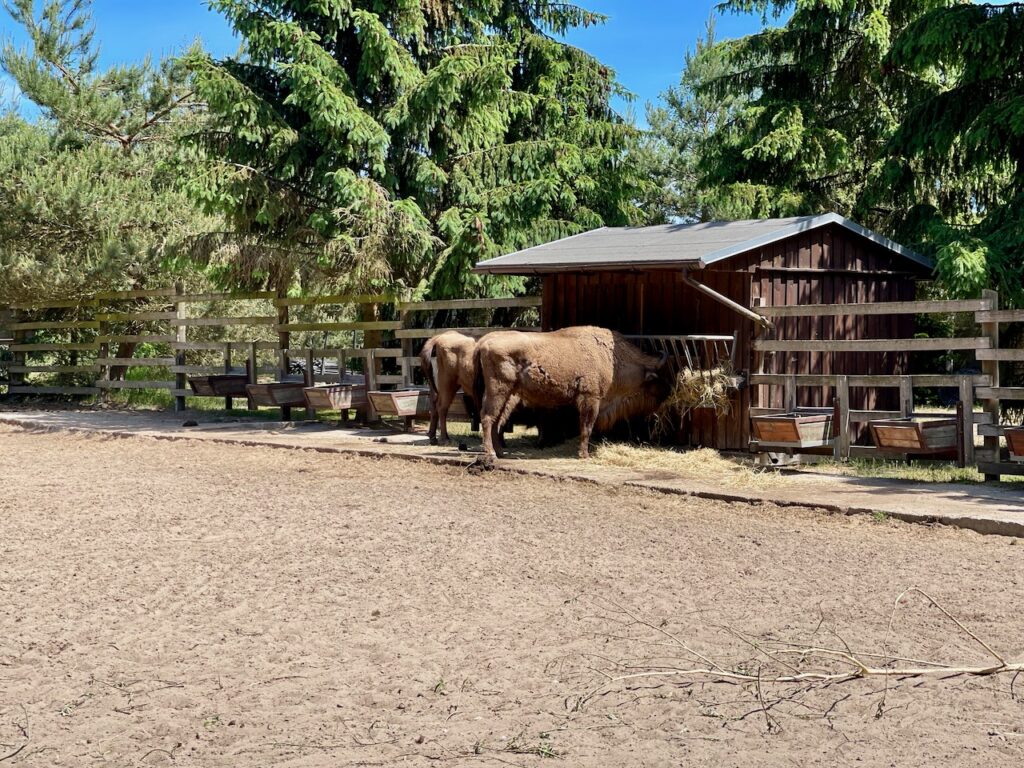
[577,588,1023,708]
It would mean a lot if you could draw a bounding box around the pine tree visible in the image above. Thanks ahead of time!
[185,0,642,298]
[635,17,748,223]
[0,0,210,303]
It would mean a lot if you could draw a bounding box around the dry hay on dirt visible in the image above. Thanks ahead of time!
[1,424,1023,767]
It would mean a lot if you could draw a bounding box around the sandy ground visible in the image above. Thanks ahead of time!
[2,425,1024,767]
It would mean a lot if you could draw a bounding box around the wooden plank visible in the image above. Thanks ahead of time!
[8,343,98,352]
[976,461,1024,477]
[753,338,990,353]
[8,320,100,331]
[273,294,396,306]
[976,349,1024,361]
[394,326,538,340]
[95,311,177,322]
[175,291,277,303]
[7,365,100,373]
[974,309,1024,323]
[758,299,992,318]
[94,288,177,300]
[276,320,402,332]
[281,347,371,358]
[96,357,175,366]
[8,385,99,395]
[396,296,542,311]
[174,316,276,327]
[9,298,98,310]
[170,365,276,375]
[97,334,177,343]
[170,341,278,351]
[749,373,992,387]
[976,387,1024,400]
[752,407,905,423]
[95,380,175,390]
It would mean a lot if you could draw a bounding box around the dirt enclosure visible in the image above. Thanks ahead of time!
[2,425,1023,767]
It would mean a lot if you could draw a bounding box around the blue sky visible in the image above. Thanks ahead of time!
[0,1,767,118]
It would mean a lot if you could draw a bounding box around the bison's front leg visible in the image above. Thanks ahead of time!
[577,397,601,459]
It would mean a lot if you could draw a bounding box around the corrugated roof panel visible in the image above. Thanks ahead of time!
[473,214,933,274]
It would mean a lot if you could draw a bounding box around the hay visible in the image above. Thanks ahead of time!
[651,364,739,437]
[592,443,787,489]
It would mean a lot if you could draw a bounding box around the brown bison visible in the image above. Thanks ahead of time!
[420,331,479,445]
[473,326,672,461]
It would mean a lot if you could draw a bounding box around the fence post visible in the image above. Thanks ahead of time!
[399,308,414,388]
[223,342,233,410]
[959,374,975,467]
[835,374,850,461]
[304,347,315,420]
[276,290,289,381]
[10,308,25,394]
[248,341,258,411]
[96,303,109,403]
[365,348,378,422]
[899,375,913,418]
[979,289,1000,480]
[174,282,186,413]
[784,373,797,414]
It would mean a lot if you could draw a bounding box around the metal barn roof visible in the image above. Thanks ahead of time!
[473,213,932,274]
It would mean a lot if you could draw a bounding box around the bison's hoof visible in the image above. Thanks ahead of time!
[429,437,439,446]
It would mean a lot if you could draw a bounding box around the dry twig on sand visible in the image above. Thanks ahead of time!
[576,589,1023,710]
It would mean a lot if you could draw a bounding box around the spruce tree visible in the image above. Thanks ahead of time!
[185,0,642,298]
[885,2,1024,301]
[697,0,955,221]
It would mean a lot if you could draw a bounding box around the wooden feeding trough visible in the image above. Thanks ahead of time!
[869,417,960,458]
[1006,427,1024,463]
[188,374,249,398]
[368,388,431,430]
[303,383,368,422]
[751,410,834,449]
[246,381,307,418]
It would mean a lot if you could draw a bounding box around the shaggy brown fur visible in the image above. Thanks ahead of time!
[473,326,672,460]
[420,331,479,445]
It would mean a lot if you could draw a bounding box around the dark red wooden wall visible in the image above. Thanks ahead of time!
[540,223,924,452]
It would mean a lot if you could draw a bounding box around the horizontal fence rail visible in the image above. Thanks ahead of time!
[0,289,543,418]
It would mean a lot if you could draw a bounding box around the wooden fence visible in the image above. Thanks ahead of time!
[0,288,541,418]
[751,289,1023,478]
[1,286,1021,478]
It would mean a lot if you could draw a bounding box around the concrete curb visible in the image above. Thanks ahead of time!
[3,416,1022,539]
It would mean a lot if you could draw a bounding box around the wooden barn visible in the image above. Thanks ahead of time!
[474,214,934,452]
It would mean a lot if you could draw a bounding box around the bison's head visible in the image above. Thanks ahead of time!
[596,351,674,433]
[642,351,674,403]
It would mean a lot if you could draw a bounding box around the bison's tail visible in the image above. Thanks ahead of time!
[472,345,486,409]
[419,337,439,396]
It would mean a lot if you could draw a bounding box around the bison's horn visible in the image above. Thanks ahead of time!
[657,350,670,368]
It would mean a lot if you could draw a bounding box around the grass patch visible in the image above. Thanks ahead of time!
[807,457,1023,486]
